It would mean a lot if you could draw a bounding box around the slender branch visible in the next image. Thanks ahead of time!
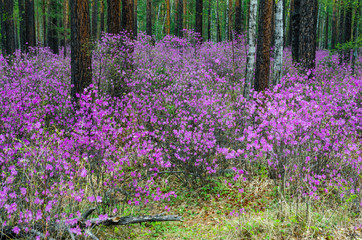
[85,230,99,240]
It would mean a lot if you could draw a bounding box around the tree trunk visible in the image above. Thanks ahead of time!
[338,1,344,64]
[207,0,211,40]
[216,0,221,42]
[287,0,294,46]
[176,0,183,37]
[100,0,105,34]
[134,0,138,38]
[243,0,258,98]
[48,0,59,54]
[70,0,92,102]
[352,0,361,74]
[2,0,16,55]
[291,0,300,62]
[196,0,203,40]
[25,0,36,49]
[331,0,337,49]
[325,8,329,49]
[273,0,284,85]
[107,0,121,34]
[42,0,46,46]
[19,0,26,51]
[166,0,170,35]
[92,0,98,39]
[121,0,134,36]
[226,0,229,40]
[271,0,275,47]
[63,0,69,58]
[343,1,352,63]
[235,0,242,35]
[299,0,318,70]
[254,0,273,91]
[146,0,152,36]
[228,0,233,40]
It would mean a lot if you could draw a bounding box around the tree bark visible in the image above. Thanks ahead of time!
[146,0,152,36]
[166,0,170,35]
[254,0,273,92]
[226,0,229,40]
[121,0,134,36]
[2,0,16,55]
[216,0,221,42]
[19,0,26,51]
[176,0,183,37]
[325,8,329,49]
[42,0,46,46]
[273,0,284,85]
[352,0,361,74]
[343,1,352,62]
[107,0,121,34]
[63,0,69,58]
[134,0,138,38]
[299,0,318,70]
[338,0,344,64]
[92,0,98,39]
[207,0,211,40]
[196,0,203,40]
[228,0,233,40]
[291,0,300,62]
[48,0,59,54]
[243,0,258,98]
[25,0,36,49]
[100,0,105,34]
[70,0,92,102]
[331,0,337,49]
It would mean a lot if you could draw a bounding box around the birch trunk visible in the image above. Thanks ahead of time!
[243,0,258,99]
[273,0,284,86]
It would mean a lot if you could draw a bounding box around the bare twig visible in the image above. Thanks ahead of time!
[85,229,99,240]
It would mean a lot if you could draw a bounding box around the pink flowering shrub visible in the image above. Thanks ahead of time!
[0,32,361,237]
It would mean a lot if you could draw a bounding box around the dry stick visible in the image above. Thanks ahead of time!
[85,229,99,240]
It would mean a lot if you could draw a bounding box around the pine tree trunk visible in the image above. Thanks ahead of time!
[207,0,211,40]
[107,0,121,34]
[2,0,16,55]
[325,9,329,49]
[122,0,134,36]
[291,0,300,62]
[63,0,69,58]
[19,0,26,51]
[134,0,138,38]
[25,0,36,49]
[235,0,242,35]
[166,0,170,35]
[146,0,152,36]
[48,0,59,54]
[331,0,337,49]
[176,0,183,37]
[287,0,294,46]
[254,0,273,91]
[70,0,92,102]
[226,0,229,40]
[243,0,258,98]
[299,0,318,70]
[343,1,352,62]
[92,0,98,39]
[352,0,360,75]
[338,1,344,64]
[100,0,105,34]
[273,0,284,85]
[216,0,221,42]
[228,0,233,40]
[42,0,46,46]
[196,0,203,40]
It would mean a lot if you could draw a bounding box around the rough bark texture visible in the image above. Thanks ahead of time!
[331,0,337,49]
[25,0,36,48]
[207,0,211,40]
[196,0,203,40]
[70,0,92,102]
[146,0,152,36]
[122,0,134,35]
[343,1,352,62]
[19,0,26,51]
[254,0,273,92]
[107,0,121,34]
[48,0,59,54]
[291,0,300,62]
[325,9,329,49]
[273,0,284,85]
[166,0,170,34]
[299,0,318,70]
[2,0,16,55]
[243,0,258,98]
[92,0,98,39]
[235,0,242,35]
[63,0,69,58]
[42,0,46,46]
[216,0,221,42]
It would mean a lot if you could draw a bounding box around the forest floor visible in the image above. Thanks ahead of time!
[95,172,361,240]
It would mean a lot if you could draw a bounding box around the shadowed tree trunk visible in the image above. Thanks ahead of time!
[25,0,36,49]
[287,0,294,46]
[243,0,258,99]
[123,0,134,35]
[146,0,152,36]
[352,0,361,74]
[216,0,221,42]
[228,0,233,40]
[207,0,211,40]
[92,0,98,39]
[63,0,69,58]
[19,0,26,51]
[331,0,337,49]
[48,0,59,54]
[107,0,121,34]
[176,0,183,37]
[338,0,344,64]
[325,8,329,49]
[196,0,203,40]
[2,0,16,55]
[291,0,300,62]
[42,0,46,46]
[134,0,138,38]
[254,0,273,91]
[70,0,92,102]
[299,0,318,70]
[235,0,242,35]
[100,0,105,34]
